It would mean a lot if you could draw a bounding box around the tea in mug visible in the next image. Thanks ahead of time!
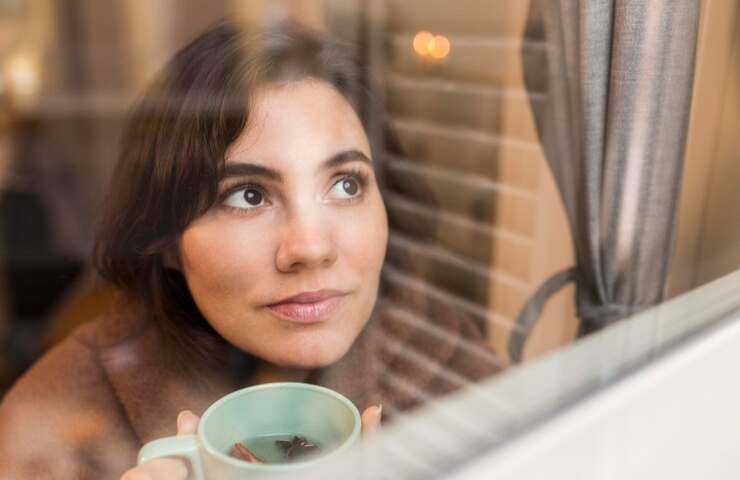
[230,434,322,464]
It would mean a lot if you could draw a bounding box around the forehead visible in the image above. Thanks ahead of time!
[225,79,370,167]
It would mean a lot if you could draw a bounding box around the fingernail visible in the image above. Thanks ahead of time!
[375,404,383,417]
[177,410,193,428]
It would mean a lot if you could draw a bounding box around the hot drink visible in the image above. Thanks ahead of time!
[230,434,322,464]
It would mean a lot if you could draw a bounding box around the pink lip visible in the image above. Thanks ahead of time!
[267,290,346,323]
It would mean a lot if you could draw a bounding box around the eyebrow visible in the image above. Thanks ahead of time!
[221,149,372,182]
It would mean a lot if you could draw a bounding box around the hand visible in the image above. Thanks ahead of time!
[120,410,199,480]
[121,403,382,479]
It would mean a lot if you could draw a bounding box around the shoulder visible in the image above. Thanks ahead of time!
[0,319,138,479]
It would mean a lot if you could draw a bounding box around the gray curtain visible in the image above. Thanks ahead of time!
[509,0,700,362]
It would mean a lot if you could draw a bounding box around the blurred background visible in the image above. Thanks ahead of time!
[0,0,738,399]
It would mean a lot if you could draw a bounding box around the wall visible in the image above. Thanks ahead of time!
[669,0,740,296]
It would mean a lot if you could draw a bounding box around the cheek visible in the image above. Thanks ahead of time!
[179,222,271,304]
[337,199,389,276]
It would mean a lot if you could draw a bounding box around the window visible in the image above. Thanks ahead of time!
[1,0,738,478]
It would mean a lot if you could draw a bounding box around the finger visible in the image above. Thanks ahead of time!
[361,404,382,435]
[176,410,200,436]
[121,458,188,480]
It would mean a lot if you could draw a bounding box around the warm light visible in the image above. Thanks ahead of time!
[412,31,451,61]
[6,53,39,99]
[428,35,451,59]
[413,31,434,57]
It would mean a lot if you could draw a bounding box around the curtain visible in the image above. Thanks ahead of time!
[509,0,701,362]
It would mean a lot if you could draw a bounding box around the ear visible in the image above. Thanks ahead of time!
[162,246,182,271]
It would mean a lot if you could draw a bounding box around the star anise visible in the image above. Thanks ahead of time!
[275,435,320,460]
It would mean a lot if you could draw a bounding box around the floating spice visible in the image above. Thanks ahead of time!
[230,442,264,464]
[275,435,320,461]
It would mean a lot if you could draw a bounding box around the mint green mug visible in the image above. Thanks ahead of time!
[138,382,361,479]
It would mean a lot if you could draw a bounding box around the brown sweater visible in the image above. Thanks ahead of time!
[0,302,500,479]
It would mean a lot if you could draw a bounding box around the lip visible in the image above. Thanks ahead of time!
[274,289,347,304]
[267,290,347,323]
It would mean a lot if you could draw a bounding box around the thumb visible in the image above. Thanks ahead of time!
[361,404,382,436]
[176,410,200,436]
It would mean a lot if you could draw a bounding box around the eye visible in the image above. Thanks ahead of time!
[223,186,269,210]
[328,175,363,200]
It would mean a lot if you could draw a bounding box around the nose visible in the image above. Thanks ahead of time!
[275,208,337,273]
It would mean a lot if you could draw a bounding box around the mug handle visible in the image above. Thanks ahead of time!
[138,434,205,480]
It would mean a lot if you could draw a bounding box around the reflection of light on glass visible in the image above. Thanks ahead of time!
[413,31,434,57]
[412,31,451,61]
[429,35,451,59]
[6,54,39,99]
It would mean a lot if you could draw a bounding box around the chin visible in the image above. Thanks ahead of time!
[276,339,351,369]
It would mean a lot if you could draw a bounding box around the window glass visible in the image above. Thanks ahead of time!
[0,0,737,478]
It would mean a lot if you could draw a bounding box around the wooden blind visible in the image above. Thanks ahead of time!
[372,0,575,363]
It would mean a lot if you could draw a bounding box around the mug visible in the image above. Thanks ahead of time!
[138,382,362,479]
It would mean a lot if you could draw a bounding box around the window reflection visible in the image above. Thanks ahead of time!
[0,0,737,478]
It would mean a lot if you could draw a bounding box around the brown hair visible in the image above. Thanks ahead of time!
[93,20,371,369]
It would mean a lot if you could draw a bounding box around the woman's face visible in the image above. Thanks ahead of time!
[178,79,388,369]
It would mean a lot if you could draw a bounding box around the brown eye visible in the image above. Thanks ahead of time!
[328,175,364,200]
[342,179,359,196]
[223,186,269,210]
[244,189,263,206]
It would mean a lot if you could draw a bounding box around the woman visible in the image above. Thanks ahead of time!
[0,20,499,479]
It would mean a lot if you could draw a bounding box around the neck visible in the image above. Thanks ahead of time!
[249,362,312,385]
